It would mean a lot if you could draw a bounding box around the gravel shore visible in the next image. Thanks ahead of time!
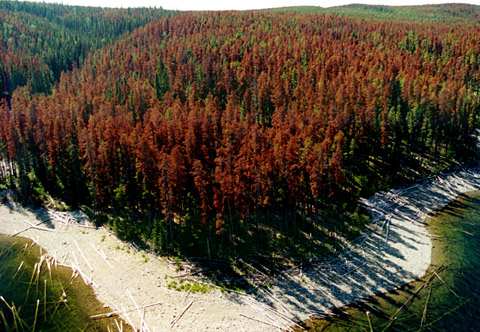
[1,168,479,331]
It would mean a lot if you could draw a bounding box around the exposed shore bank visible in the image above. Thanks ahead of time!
[1,168,479,331]
[263,168,480,325]
[0,201,267,331]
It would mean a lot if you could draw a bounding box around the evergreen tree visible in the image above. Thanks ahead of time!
[154,57,170,102]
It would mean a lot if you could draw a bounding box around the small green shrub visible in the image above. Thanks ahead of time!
[165,277,213,294]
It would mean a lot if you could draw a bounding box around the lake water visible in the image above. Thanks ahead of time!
[301,191,480,331]
[0,234,129,331]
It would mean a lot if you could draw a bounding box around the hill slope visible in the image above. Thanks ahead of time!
[0,1,176,102]
[273,3,480,24]
[0,6,479,261]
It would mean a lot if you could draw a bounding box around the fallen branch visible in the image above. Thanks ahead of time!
[339,261,368,278]
[120,305,137,332]
[244,299,294,332]
[239,258,270,280]
[74,240,94,272]
[420,283,432,329]
[27,224,56,233]
[126,290,144,330]
[26,237,39,248]
[239,313,291,331]
[259,287,294,316]
[47,210,96,228]
[382,271,437,332]
[114,319,123,332]
[170,300,194,327]
[433,271,460,299]
[11,220,56,236]
[90,301,162,319]
[71,261,98,288]
[247,300,296,332]
[10,226,33,237]
[245,296,304,330]
[173,270,202,279]
[385,215,391,244]
[89,242,114,269]
[451,227,474,236]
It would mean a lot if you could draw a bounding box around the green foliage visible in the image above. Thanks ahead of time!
[112,216,141,242]
[113,185,129,208]
[154,57,170,102]
[0,1,177,102]
[152,217,166,254]
[166,277,213,294]
[28,171,47,203]
[274,4,480,24]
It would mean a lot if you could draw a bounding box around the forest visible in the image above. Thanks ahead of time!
[0,1,479,263]
[0,1,175,102]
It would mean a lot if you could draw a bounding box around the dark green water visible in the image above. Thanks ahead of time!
[302,191,480,332]
[0,234,129,332]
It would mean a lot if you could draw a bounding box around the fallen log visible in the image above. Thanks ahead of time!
[170,300,194,327]
[91,300,163,319]
[239,313,291,331]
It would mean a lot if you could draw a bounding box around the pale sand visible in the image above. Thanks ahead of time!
[1,168,479,331]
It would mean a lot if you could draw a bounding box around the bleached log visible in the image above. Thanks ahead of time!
[89,242,114,268]
[74,240,94,272]
[23,220,55,233]
[90,300,163,319]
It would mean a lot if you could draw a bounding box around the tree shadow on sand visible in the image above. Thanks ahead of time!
[246,170,480,326]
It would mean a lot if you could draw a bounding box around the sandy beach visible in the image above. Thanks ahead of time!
[1,168,480,331]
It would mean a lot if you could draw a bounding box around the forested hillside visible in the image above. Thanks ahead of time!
[0,1,175,102]
[277,3,480,23]
[0,4,479,261]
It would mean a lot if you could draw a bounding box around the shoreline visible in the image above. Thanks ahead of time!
[263,167,480,325]
[1,168,480,331]
[0,202,269,331]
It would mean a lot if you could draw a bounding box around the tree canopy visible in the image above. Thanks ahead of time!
[1,4,479,260]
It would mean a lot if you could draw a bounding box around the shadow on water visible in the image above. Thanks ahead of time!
[299,191,480,332]
[0,234,131,332]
